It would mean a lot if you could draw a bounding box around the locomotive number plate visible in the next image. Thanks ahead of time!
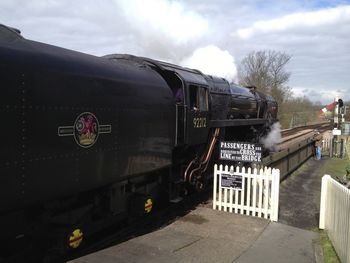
[193,117,207,128]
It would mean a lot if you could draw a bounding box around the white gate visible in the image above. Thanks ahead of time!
[319,174,350,263]
[212,164,280,222]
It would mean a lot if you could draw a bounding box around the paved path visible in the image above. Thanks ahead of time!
[234,222,319,263]
[70,207,320,263]
[279,158,324,230]
[70,157,329,263]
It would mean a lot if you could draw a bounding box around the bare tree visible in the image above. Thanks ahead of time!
[278,96,321,128]
[238,50,292,104]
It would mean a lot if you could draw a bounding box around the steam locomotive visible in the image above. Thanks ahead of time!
[0,24,277,260]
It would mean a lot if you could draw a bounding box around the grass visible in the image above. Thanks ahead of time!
[316,154,349,206]
[319,156,350,179]
[319,230,340,263]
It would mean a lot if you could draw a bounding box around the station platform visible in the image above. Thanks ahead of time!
[69,206,321,263]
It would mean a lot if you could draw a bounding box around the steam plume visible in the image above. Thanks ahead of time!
[181,45,237,81]
[260,122,281,151]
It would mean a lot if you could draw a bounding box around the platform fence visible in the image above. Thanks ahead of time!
[212,164,280,222]
[319,174,350,263]
[322,138,332,153]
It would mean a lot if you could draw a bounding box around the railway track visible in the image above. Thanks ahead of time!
[281,122,331,138]
[277,122,331,151]
[262,121,333,181]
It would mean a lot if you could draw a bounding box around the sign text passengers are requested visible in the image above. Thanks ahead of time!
[219,141,262,162]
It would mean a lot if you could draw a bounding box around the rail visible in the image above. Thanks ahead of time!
[262,129,318,181]
[281,122,331,137]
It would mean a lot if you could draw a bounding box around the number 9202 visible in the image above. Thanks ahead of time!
[193,117,207,128]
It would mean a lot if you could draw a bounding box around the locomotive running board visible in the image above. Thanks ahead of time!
[210,119,268,128]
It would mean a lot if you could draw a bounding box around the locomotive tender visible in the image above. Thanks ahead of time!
[0,24,277,257]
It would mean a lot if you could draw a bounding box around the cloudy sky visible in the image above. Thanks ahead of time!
[1,0,350,104]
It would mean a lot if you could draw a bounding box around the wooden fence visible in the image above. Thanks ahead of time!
[213,164,280,221]
[320,174,350,263]
[322,137,332,153]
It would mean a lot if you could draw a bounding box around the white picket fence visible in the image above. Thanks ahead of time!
[212,164,280,221]
[319,174,350,263]
[322,137,332,152]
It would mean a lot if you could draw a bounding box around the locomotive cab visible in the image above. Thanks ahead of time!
[141,59,211,147]
[186,84,210,145]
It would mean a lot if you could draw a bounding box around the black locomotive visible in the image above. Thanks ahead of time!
[0,24,277,260]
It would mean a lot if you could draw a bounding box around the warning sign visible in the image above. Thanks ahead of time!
[219,141,262,163]
[221,173,242,190]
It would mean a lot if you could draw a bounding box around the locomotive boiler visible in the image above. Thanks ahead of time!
[0,24,277,260]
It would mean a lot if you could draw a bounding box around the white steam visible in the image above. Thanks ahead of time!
[260,122,282,151]
[180,45,237,81]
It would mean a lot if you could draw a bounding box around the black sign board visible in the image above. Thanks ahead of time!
[219,141,262,163]
[221,173,242,190]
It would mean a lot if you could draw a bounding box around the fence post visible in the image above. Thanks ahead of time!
[319,174,330,229]
[213,164,280,221]
[213,164,218,210]
[271,169,280,222]
[330,137,333,158]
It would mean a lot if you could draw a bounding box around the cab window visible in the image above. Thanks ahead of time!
[189,85,208,111]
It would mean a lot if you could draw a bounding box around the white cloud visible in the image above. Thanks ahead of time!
[292,86,345,104]
[1,0,350,104]
[236,5,350,39]
[181,45,237,81]
[116,0,208,45]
